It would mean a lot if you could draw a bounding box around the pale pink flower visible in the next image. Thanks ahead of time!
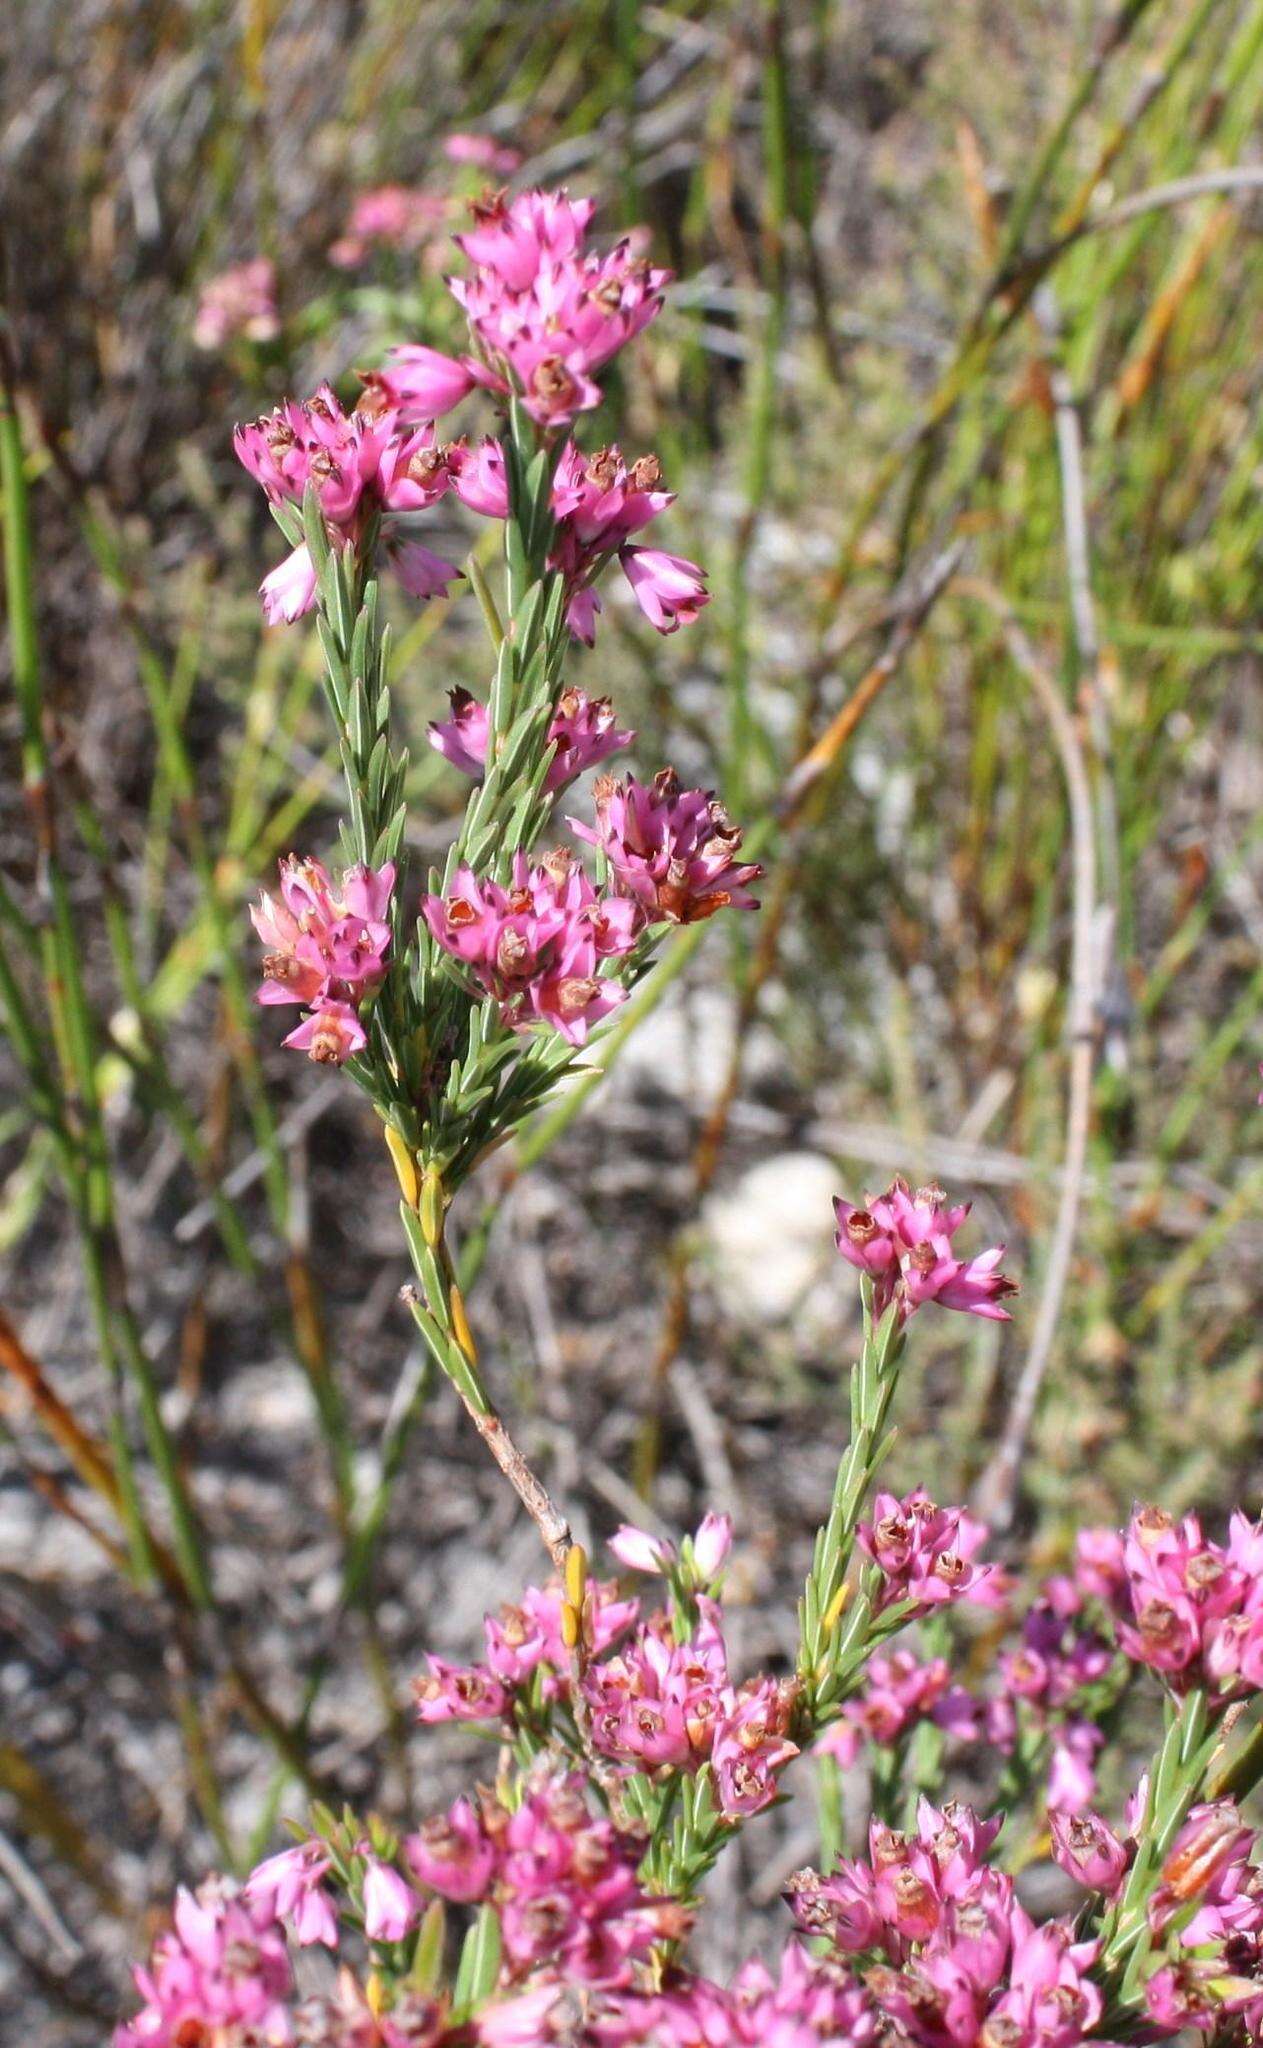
[443,133,522,175]
[193,258,280,350]
[360,1856,418,1943]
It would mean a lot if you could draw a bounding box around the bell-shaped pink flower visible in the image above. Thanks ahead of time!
[360,1856,418,1943]
[1049,1809,1130,1893]
[620,546,709,632]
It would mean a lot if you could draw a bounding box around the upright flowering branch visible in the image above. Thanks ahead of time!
[236,189,742,1585]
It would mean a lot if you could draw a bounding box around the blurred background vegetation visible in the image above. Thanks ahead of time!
[1,0,1262,2034]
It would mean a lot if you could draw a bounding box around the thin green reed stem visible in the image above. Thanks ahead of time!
[0,390,215,1613]
[725,0,790,819]
[77,502,292,1233]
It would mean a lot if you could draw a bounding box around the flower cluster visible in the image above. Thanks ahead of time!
[383,188,670,426]
[1079,1504,1263,1698]
[988,1582,1117,1813]
[116,1879,294,2048]
[857,1489,1004,1617]
[234,384,459,622]
[421,849,640,1045]
[448,436,708,642]
[582,1604,799,1817]
[414,1571,638,1722]
[602,1943,881,2047]
[573,769,762,925]
[834,1179,1017,1323]
[414,1530,797,1819]
[789,1799,1103,2048]
[429,683,633,792]
[406,1770,683,1987]
[192,258,280,351]
[251,855,395,1063]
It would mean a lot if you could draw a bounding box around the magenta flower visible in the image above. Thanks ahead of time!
[448,437,708,644]
[192,258,280,351]
[381,188,671,428]
[114,1880,294,2048]
[405,1796,498,1904]
[857,1489,1004,1615]
[571,769,761,926]
[607,1511,731,1586]
[422,850,639,1045]
[414,1574,639,1724]
[602,1942,881,2047]
[234,384,460,621]
[1086,1504,1263,1700]
[429,684,633,792]
[833,1177,1017,1323]
[251,855,395,1064]
[786,1800,1103,2048]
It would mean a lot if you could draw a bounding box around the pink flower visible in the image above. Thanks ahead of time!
[383,188,670,428]
[260,544,319,625]
[381,343,482,416]
[608,1512,732,1587]
[816,1651,978,1769]
[1087,1504,1263,1700]
[244,1840,339,1947]
[114,1879,294,2048]
[857,1490,1002,1615]
[193,258,280,350]
[443,132,522,175]
[413,1656,510,1723]
[620,547,709,633]
[449,438,706,645]
[405,1797,497,1904]
[785,1802,1105,2048]
[1049,1808,1130,1893]
[608,1523,677,1574]
[429,685,633,792]
[251,855,395,1063]
[234,386,460,619]
[360,1856,418,1943]
[692,1512,733,1582]
[834,1178,1017,1323]
[422,850,639,1045]
[602,1942,880,2047]
[571,769,761,925]
[711,1677,799,1817]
